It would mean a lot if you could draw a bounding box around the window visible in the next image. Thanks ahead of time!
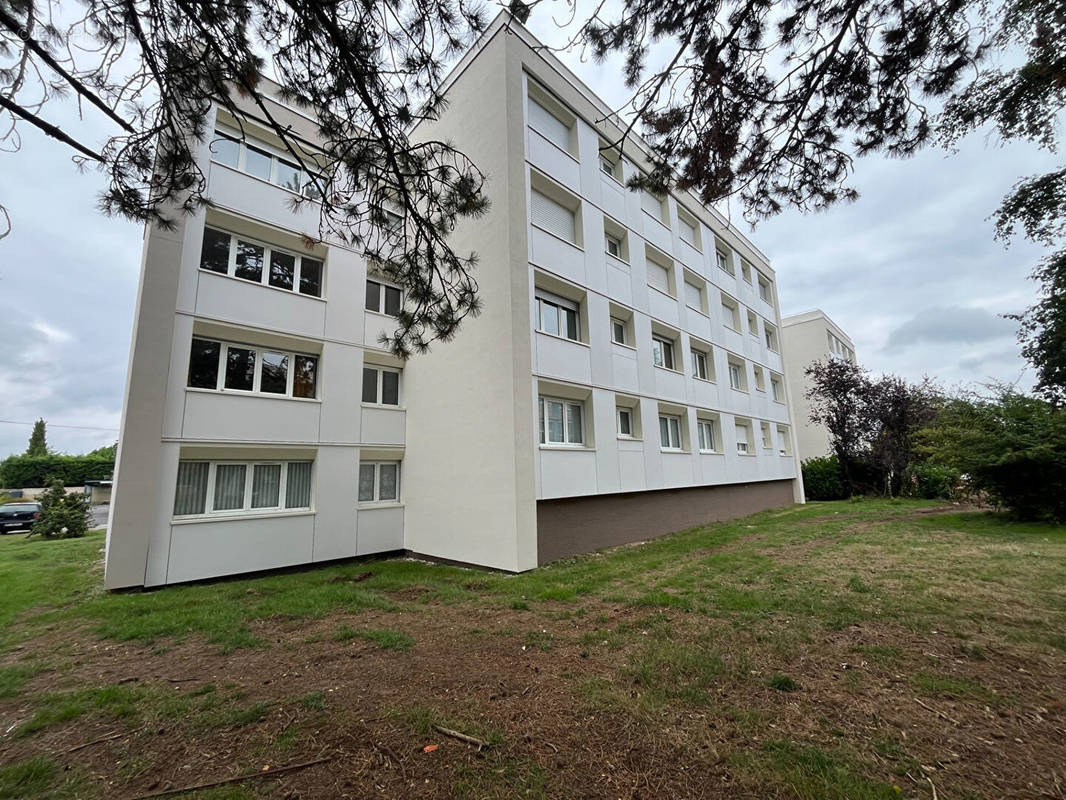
[777,425,793,456]
[173,460,312,517]
[720,294,741,331]
[659,415,683,450]
[199,227,323,298]
[757,273,772,304]
[599,151,621,180]
[209,128,324,199]
[539,396,584,446]
[740,259,753,284]
[678,213,699,248]
[764,323,779,352]
[187,337,318,399]
[358,461,400,504]
[605,233,622,259]
[646,258,671,294]
[735,421,753,455]
[761,421,773,449]
[747,310,759,337]
[535,291,580,341]
[611,317,628,345]
[697,418,718,452]
[652,335,676,370]
[617,407,634,438]
[716,247,734,275]
[684,276,705,313]
[528,94,573,153]
[531,187,577,243]
[771,375,784,403]
[641,190,667,225]
[753,365,766,392]
[692,349,710,380]
[362,365,401,406]
[728,358,747,391]
[366,279,403,316]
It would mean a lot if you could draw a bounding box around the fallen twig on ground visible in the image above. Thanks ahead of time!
[66,725,145,753]
[915,698,960,726]
[432,724,489,750]
[123,756,331,799]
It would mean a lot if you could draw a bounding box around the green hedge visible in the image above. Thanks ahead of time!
[0,455,114,489]
[801,456,849,501]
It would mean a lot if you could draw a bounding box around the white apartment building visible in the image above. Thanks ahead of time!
[104,14,804,588]
[780,309,857,461]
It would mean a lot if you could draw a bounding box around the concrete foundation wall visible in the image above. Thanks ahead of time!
[537,479,795,563]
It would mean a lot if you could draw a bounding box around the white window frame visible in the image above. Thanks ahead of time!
[777,425,793,456]
[735,423,753,455]
[617,407,635,439]
[200,227,324,298]
[365,277,403,316]
[173,460,313,518]
[210,127,324,200]
[539,396,585,447]
[753,365,766,392]
[658,414,683,451]
[764,324,779,352]
[605,233,622,259]
[678,214,700,249]
[761,421,773,449]
[188,337,318,400]
[611,316,629,346]
[358,461,402,505]
[684,278,705,313]
[758,274,772,303]
[362,365,402,407]
[728,359,747,392]
[740,259,753,284]
[771,376,784,403]
[697,419,718,453]
[692,349,710,381]
[716,248,734,275]
[652,335,676,371]
[535,290,581,342]
[747,310,760,337]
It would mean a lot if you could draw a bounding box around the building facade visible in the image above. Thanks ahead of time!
[104,15,804,589]
[780,309,857,461]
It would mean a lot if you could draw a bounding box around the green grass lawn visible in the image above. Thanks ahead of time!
[1,499,1064,799]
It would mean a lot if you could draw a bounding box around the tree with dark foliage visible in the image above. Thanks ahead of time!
[24,418,48,457]
[805,358,871,492]
[866,375,939,496]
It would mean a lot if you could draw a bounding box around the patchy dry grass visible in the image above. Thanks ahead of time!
[0,500,1064,798]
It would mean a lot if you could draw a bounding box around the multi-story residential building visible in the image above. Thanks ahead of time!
[104,13,804,588]
[780,309,857,461]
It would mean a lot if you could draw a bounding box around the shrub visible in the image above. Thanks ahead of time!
[902,463,961,500]
[30,480,92,539]
[801,456,849,501]
[0,455,113,489]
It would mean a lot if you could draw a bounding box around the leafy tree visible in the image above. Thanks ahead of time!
[24,418,47,457]
[30,478,92,539]
[85,442,118,460]
[866,376,940,496]
[805,358,871,492]
[800,456,849,501]
[922,388,1066,521]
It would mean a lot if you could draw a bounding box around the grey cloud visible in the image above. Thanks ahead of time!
[886,306,1018,349]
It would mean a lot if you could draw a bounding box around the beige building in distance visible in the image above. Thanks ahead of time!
[780,310,857,461]
[105,13,805,588]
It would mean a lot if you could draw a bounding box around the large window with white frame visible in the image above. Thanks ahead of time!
[187,337,318,399]
[611,316,629,346]
[652,334,677,370]
[697,417,719,453]
[174,459,313,517]
[210,127,324,200]
[727,356,748,391]
[200,227,323,298]
[362,365,401,406]
[538,396,585,446]
[535,290,580,341]
[365,278,403,316]
[771,374,784,403]
[691,345,713,381]
[616,407,635,438]
[659,414,684,451]
[358,461,401,504]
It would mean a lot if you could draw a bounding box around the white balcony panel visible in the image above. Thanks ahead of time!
[611,347,640,394]
[527,132,581,188]
[360,406,406,446]
[600,178,627,221]
[618,445,646,493]
[648,288,680,326]
[535,333,593,385]
[653,367,687,404]
[167,514,314,583]
[606,260,632,304]
[730,455,763,483]
[195,271,325,339]
[311,446,359,562]
[183,391,320,442]
[661,451,695,488]
[208,165,321,239]
[364,311,394,352]
[539,448,598,498]
[529,227,585,286]
[357,505,404,555]
[697,453,728,485]
[685,313,712,342]
[690,378,721,410]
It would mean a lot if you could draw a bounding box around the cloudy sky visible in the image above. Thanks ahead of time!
[0,10,1055,459]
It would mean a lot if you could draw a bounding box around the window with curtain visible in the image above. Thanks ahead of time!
[652,336,676,370]
[174,460,313,517]
[358,461,401,503]
[530,188,577,243]
[698,419,717,452]
[659,415,682,450]
[538,396,584,446]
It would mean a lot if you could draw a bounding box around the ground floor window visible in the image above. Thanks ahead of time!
[539,396,584,446]
[359,461,400,503]
[174,460,312,517]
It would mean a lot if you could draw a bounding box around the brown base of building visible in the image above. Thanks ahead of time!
[537,479,797,564]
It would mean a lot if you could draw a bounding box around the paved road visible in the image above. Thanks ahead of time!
[91,505,110,530]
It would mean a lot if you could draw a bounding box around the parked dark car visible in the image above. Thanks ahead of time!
[0,502,41,533]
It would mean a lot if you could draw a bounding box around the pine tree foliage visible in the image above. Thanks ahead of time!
[24,418,47,457]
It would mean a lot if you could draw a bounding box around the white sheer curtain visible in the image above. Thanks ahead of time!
[286,462,313,508]
[213,464,246,511]
[174,462,209,515]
